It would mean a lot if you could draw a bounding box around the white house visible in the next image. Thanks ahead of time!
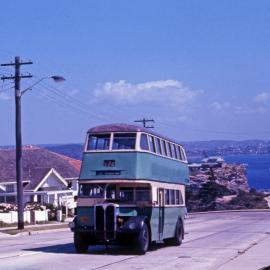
[0,147,80,209]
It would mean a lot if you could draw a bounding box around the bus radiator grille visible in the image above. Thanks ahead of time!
[95,205,116,241]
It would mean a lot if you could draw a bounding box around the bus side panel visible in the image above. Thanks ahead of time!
[162,207,186,239]
[150,207,160,241]
[79,152,189,185]
[136,153,189,185]
[79,152,138,180]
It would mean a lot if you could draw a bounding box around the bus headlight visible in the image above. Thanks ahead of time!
[69,221,75,230]
[128,222,136,230]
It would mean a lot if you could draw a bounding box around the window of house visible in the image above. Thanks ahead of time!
[149,135,156,153]
[155,137,162,155]
[6,184,14,193]
[87,134,110,150]
[140,134,149,150]
[112,133,136,150]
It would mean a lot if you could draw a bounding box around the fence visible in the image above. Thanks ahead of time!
[0,210,49,225]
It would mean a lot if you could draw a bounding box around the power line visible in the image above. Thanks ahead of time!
[134,118,155,128]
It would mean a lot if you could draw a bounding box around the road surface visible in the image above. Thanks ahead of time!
[0,211,270,270]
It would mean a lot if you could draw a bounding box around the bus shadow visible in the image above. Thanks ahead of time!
[23,242,168,256]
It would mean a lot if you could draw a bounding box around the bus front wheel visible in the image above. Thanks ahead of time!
[135,223,150,254]
[74,232,88,253]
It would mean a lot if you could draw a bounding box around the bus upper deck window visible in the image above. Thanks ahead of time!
[161,140,167,156]
[180,147,187,161]
[88,134,110,150]
[171,144,176,159]
[149,135,156,153]
[175,145,181,160]
[155,137,162,155]
[140,134,149,150]
[166,142,172,158]
[112,133,136,150]
[178,146,183,160]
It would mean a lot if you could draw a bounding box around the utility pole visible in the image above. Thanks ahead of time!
[134,118,155,128]
[1,56,33,230]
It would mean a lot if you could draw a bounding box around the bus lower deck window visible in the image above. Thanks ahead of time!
[170,189,175,205]
[165,189,170,205]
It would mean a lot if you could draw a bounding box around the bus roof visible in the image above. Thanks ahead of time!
[88,123,183,146]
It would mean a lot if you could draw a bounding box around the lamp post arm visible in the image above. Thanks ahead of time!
[21,77,46,96]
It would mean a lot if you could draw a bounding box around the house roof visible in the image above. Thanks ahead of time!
[0,147,81,190]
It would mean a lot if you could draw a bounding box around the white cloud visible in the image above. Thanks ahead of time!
[94,79,200,107]
[0,92,11,101]
[210,101,230,110]
[253,92,270,103]
[177,115,188,122]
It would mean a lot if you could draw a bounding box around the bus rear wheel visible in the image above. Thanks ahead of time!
[166,219,183,246]
[135,223,150,254]
[74,232,88,253]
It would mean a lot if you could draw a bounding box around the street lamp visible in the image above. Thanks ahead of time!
[21,76,65,95]
[17,75,65,229]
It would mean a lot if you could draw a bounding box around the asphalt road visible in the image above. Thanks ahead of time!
[0,211,270,270]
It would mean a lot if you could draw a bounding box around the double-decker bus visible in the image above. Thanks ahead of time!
[69,123,189,254]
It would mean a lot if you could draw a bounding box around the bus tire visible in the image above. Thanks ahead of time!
[165,219,183,246]
[135,223,150,254]
[74,232,88,253]
[171,219,183,246]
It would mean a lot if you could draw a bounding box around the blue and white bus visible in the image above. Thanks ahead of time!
[70,123,189,254]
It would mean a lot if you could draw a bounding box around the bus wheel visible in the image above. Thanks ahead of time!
[135,223,150,254]
[171,219,183,246]
[165,219,183,246]
[74,232,88,253]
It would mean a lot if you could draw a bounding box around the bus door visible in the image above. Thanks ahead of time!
[158,188,165,240]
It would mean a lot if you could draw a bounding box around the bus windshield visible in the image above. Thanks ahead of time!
[79,184,105,198]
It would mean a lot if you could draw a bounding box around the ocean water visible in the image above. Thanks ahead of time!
[224,154,270,190]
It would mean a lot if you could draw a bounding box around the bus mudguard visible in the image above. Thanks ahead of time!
[121,216,149,233]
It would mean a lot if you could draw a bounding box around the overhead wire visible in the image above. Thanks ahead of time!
[22,79,116,122]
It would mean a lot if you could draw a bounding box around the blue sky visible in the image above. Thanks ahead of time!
[1,0,270,145]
